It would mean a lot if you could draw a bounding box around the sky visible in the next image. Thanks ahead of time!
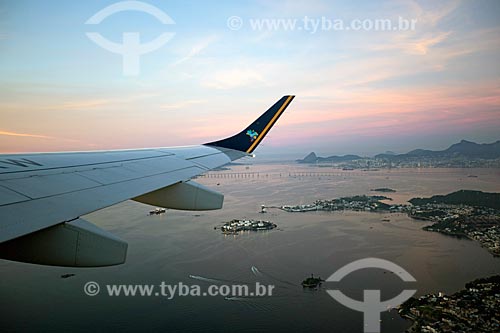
[0,0,499,158]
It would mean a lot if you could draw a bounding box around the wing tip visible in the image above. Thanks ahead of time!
[204,95,295,153]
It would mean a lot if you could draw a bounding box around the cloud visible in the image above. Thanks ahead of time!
[0,129,97,144]
[405,0,460,27]
[255,0,331,15]
[54,99,112,110]
[170,35,217,67]
[391,31,452,55]
[0,130,53,139]
[201,68,268,89]
[159,99,206,110]
[365,0,460,56]
[282,81,500,142]
[33,93,160,111]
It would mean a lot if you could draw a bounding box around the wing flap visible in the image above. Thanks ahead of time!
[2,173,101,199]
[77,164,144,184]
[0,185,31,206]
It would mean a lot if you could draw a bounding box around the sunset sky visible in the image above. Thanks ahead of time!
[1,0,499,157]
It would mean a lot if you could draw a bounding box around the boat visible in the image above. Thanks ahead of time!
[60,273,75,279]
[149,208,166,215]
[301,274,324,288]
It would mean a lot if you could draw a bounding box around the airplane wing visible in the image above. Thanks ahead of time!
[0,95,295,267]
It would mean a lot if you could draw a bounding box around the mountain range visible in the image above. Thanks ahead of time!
[297,140,500,163]
[375,140,500,160]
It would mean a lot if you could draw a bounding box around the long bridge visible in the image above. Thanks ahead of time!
[198,172,354,178]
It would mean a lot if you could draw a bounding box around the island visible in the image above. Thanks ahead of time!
[398,275,500,332]
[219,219,277,234]
[371,188,396,193]
[281,195,394,213]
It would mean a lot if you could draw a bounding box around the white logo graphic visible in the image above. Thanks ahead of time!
[85,1,175,76]
[84,281,100,296]
[326,258,416,333]
[227,16,243,30]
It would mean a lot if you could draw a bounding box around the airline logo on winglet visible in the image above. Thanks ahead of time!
[203,95,294,154]
[246,130,259,142]
[245,95,294,153]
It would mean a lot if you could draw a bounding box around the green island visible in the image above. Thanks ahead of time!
[398,275,500,332]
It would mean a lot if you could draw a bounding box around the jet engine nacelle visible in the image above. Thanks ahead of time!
[0,218,128,267]
[133,180,223,211]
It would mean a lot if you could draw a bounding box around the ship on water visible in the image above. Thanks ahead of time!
[301,274,324,288]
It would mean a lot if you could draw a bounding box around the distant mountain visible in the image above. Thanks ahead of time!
[297,140,500,165]
[300,152,318,163]
[376,140,500,160]
[297,152,362,164]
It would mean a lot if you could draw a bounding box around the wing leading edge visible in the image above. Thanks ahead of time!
[0,96,295,267]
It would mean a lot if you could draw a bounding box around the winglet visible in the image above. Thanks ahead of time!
[204,95,294,154]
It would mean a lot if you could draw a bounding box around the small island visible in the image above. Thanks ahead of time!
[371,188,396,193]
[219,219,277,234]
